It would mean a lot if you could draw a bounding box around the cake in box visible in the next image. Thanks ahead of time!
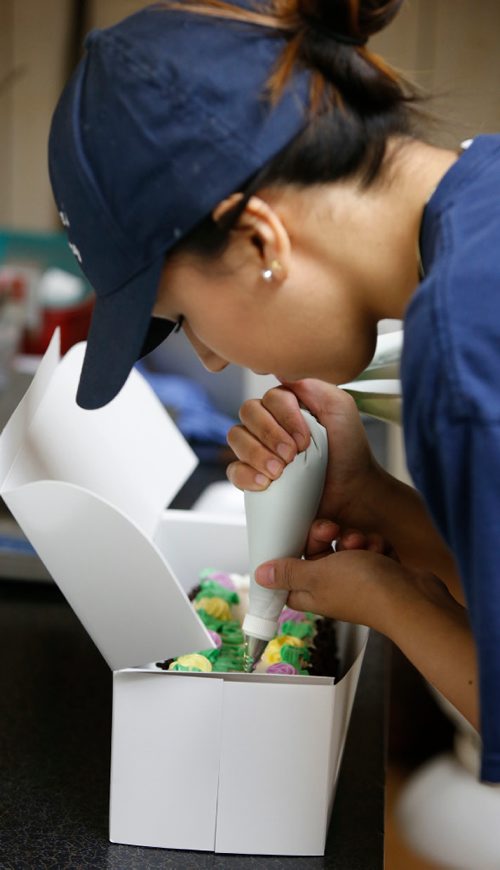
[156,567,340,678]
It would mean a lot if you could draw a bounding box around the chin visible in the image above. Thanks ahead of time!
[272,373,302,385]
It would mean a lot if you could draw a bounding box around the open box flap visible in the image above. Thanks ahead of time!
[0,328,62,485]
[0,331,198,537]
[0,332,214,668]
[5,479,212,669]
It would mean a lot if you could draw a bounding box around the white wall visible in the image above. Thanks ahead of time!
[0,0,72,230]
[2,0,500,228]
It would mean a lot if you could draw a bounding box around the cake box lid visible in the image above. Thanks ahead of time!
[0,330,214,669]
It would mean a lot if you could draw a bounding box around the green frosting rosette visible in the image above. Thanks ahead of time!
[196,579,240,606]
[195,610,227,632]
[219,621,244,647]
[211,649,246,672]
[280,619,316,640]
[281,643,309,672]
[197,646,222,665]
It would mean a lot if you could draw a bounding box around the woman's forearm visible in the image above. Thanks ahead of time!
[382,570,478,729]
[256,544,477,730]
[363,467,464,603]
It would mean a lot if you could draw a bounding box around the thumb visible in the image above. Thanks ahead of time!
[255,548,399,626]
[280,378,358,427]
[255,557,319,613]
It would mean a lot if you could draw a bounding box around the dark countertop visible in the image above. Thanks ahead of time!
[0,575,386,870]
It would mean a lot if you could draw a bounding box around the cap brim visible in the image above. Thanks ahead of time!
[76,257,174,409]
[139,315,176,359]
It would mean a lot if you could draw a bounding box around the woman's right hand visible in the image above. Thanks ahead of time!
[226,378,384,536]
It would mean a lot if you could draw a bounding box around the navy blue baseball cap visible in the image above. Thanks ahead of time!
[48,3,311,409]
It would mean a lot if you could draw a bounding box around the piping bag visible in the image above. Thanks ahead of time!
[242,410,328,671]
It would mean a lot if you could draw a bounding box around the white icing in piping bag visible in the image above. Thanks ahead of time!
[242,410,328,670]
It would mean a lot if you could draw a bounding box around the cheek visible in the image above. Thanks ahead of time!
[188,295,264,364]
[195,297,306,373]
[184,269,372,381]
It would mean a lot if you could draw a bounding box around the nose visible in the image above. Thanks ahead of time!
[183,324,229,372]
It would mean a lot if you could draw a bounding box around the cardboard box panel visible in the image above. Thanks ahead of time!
[5,480,213,669]
[326,624,367,820]
[110,671,224,851]
[215,679,334,856]
[108,618,368,856]
[154,509,248,594]
[0,334,198,540]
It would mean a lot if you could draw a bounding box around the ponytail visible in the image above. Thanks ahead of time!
[267,0,407,113]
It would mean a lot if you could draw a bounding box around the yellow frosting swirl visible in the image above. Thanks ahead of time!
[169,653,213,672]
[195,596,232,621]
[262,634,305,665]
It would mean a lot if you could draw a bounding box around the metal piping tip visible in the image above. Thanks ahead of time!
[243,635,268,672]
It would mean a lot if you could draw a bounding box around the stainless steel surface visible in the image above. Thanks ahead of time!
[243,634,268,672]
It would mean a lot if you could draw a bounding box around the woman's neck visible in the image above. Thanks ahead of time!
[361,138,460,318]
[312,137,460,322]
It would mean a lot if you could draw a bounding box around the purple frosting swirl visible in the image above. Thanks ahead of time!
[277,607,306,628]
[207,571,236,591]
[266,662,297,675]
[207,629,222,648]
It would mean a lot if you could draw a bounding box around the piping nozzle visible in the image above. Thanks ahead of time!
[243,635,268,672]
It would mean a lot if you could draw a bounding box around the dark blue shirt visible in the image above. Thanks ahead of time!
[402,134,500,782]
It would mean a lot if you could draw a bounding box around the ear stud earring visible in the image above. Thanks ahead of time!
[261,259,283,282]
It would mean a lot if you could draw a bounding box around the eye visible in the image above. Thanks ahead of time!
[173,315,185,333]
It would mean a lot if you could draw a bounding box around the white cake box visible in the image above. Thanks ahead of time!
[0,331,368,856]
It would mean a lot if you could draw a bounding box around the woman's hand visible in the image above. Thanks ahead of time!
[254,535,479,729]
[227,379,462,601]
[256,521,400,630]
[306,518,397,560]
[227,379,383,532]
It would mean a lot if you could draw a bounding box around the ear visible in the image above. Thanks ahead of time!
[212,194,291,281]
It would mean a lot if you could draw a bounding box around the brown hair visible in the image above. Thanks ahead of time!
[165,0,422,257]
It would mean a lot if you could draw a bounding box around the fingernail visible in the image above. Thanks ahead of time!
[266,458,282,476]
[256,564,275,586]
[318,520,336,532]
[293,431,305,450]
[276,442,292,461]
[255,473,268,487]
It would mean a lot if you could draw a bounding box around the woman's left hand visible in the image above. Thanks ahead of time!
[255,532,402,632]
[255,527,479,730]
[306,518,397,561]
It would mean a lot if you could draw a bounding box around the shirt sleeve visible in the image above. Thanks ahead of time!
[409,408,500,782]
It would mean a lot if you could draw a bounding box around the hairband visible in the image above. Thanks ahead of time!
[303,17,367,47]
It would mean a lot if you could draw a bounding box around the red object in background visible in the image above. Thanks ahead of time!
[21,295,94,355]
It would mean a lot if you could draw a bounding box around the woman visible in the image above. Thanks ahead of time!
[48,0,500,781]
